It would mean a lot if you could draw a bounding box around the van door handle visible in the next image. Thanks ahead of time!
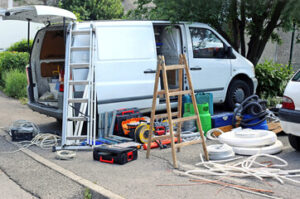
[144,69,156,74]
[190,67,202,71]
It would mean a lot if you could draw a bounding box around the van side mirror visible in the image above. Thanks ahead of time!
[225,46,235,58]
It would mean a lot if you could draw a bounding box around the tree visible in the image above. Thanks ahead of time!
[128,0,300,66]
[58,0,124,21]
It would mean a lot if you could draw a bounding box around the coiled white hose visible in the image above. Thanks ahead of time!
[186,153,300,185]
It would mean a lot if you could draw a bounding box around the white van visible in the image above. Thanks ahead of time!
[2,6,257,119]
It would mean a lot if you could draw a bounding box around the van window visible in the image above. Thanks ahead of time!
[97,26,155,60]
[292,71,300,82]
[189,28,224,59]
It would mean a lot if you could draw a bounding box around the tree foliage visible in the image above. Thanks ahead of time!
[128,0,300,66]
[58,0,124,21]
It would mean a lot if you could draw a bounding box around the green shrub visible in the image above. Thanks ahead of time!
[7,39,33,52]
[3,69,27,99]
[0,51,29,72]
[255,60,294,98]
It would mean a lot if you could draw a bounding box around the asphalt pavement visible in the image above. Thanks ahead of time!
[0,92,300,199]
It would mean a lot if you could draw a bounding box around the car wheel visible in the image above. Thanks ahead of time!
[226,80,251,110]
[288,134,300,151]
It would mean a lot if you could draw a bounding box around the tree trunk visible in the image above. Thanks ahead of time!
[239,0,246,56]
[230,0,240,51]
[247,0,288,66]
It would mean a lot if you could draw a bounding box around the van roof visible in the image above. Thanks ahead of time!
[75,20,211,29]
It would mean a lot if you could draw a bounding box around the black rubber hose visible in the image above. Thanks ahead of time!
[232,94,268,128]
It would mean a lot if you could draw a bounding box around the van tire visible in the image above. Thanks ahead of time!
[288,134,300,151]
[226,80,251,110]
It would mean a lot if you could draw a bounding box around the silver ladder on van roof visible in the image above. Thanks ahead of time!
[60,22,97,150]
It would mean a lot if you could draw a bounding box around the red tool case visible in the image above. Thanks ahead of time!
[93,145,138,165]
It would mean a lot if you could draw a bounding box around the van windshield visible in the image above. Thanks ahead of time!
[292,70,300,82]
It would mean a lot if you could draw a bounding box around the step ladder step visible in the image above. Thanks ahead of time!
[165,64,185,71]
[175,139,203,148]
[157,88,180,95]
[154,112,179,119]
[169,90,192,97]
[72,30,90,35]
[69,80,89,85]
[68,98,89,103]
[173,115,198,123]
[66,136,87,140]
[151,133,178,141]
[70,63,89,69]
[71,46,90,51]
[68,117,88,121]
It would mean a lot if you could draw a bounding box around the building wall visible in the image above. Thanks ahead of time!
[0,0,9,8]
[259,30,300,71]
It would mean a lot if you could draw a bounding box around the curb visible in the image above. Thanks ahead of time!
[21,148,125,199]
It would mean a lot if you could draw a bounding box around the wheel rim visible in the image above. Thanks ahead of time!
[233,88,245,103]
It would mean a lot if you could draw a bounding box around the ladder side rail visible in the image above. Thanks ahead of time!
[86,24,93,145]
[146,56,162,159]
[161,56,178,168]
[92,26,97,147]
[176,56,184,152]
[62,22,73,146]
[182,54,209,160]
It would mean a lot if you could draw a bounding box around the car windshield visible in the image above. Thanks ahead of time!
[292,70,300,82]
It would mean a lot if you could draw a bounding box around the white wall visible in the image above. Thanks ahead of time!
[0,19,44,51]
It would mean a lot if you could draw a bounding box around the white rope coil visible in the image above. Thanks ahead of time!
[55,150,76,160]
[186,153,300,186]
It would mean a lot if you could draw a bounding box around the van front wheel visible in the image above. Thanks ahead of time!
[226,80,251,110]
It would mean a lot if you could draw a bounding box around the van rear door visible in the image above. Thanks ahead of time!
[95,21,157,112]
[1,5,76,23]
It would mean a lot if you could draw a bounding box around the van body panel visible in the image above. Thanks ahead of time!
[93,21,158,112]
[2,5,76,23]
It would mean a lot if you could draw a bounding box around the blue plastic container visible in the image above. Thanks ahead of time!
[211,113,234,128]
[242,114,268,130]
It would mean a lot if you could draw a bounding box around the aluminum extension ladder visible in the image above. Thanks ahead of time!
[60,22,97,150]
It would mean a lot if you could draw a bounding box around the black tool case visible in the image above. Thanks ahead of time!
[93,145,138,165]
[10,127,34,141]
[114,108,141,136]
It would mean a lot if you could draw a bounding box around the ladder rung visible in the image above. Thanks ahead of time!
[68,117,88,121]
[151,133,178,141]
[70,63,89,69]
[165,64,185,71]
[66,136,87,140]
[69,80,89,85]
[155,112,179,119]
[173,115,198,123]
[72,30,90,35]
[71,46,90,51]
[169,90,192,97]
[175,139,203,148]
[157,88,180,95]
[68,98,89,103]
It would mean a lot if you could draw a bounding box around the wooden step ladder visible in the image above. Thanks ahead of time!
[146,54,209,168]
[60,22,97,149]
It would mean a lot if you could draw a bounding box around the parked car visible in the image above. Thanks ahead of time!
[1,5,257,119]
[279,70,300,151]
